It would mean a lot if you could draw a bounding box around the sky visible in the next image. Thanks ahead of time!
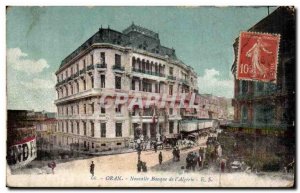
[6,6,277,112]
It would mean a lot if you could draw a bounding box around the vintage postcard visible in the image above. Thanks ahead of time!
[6,6,295,188]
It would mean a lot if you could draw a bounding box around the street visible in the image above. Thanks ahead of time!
[7,136,294,188]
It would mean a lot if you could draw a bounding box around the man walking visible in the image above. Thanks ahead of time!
[159,151,163,165]
[90,161,95,179]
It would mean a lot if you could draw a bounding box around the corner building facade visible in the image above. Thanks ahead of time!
[54,24,198,152]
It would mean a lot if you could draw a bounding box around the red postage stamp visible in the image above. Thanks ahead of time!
[237,31,280,83]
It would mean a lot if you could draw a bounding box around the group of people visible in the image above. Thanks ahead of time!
[185,151,203,171]
[172,147,181,162]
[137,160,148,172]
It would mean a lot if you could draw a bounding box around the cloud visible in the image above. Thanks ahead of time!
[198,68,234,98]
[7,48,56,111]
[7,48,49,74]
[20,75,56,90]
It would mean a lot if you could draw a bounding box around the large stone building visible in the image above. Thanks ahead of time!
[230,7,295,165]
[54,24,199,152]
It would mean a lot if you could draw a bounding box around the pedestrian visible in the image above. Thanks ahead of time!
[154,142,157,153]
[180,166,185,174]
[172,148,176,161]
[158,151,163,165]
[142,162,147,172]
[220,160,225,173]
[137,160,142,172]
[90,161,95,178]
[177,147,181,161]
[48,161,56,174]
[198,154,202,168]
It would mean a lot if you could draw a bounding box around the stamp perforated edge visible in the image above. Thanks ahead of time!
[235,31,281,84]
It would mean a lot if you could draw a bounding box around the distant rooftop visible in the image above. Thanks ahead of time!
[59,24,179,69]
[123,23,159,40]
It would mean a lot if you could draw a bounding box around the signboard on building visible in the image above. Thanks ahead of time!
[7,136,37,170]
[237,31,280,83]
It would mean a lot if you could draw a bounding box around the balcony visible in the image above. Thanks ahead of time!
[167,75,176,81]
[55,79,67,87]
[179,78,189,85]
[112,65,125,71]
[132,68,165,77]
[96,63,107,69]
[80,68,86,75]
[87,64,94,71]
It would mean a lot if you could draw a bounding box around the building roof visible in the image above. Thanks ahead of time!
[59,24,179,69]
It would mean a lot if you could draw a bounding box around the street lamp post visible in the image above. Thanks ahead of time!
[136,138,142,162]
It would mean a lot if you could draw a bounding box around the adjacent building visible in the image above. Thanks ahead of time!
[54,24,199,152]
[230,7,295,163]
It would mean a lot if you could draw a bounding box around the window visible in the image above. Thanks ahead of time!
[90,54,93,65]
[91,76,94,88]
[77,104,79,115]
[254,104,275,125]
[76,63,79,72]
[66,106,69,115]
[241,80,248,94]
[66,70,68,78]
[169,85,173,95]
[71,84,73,95]
[71,122,74,133]
[76,82,79,92]
[91,122,94,137]
[256,82,264,93]
[131,79,135,90]
[101,122,106,137]
[99,75,105,88]
[83,79,86,90]
[115,104,122,113]
[115,54,121,66]
[115,76,121,89]
[100,52,105,64]
[241,105,248,124]
[77,122,79,134]
[83,122,87,136]
[169,67,173,76]
[83,59,86,69]
[84,104,86,114]
[71,106,73,115]
[116,123,122,137]
[169,108,173,115]
[169,121,174,134]
[66,86,69,96]
[155,84,159,93]
[66,121,69,133]
[90,103,94,114]
[101,106,105,114]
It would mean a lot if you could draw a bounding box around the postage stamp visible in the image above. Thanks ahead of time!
[237,31,280,83]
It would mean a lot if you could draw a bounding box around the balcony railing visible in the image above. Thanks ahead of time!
[96,63,107,68]
[112,65,125,71]
[167,75,176,80]
[180,78,189,85]
[132,68,165,77]
[79,68,86,75]
[87,64,94,71]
